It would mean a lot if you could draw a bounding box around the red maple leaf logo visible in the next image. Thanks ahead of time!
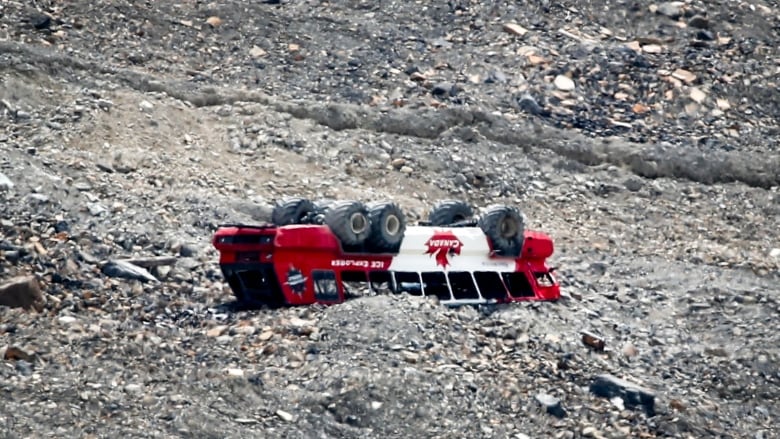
[424,231,463,268]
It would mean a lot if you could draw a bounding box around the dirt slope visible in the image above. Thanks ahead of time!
[1,1,778,438]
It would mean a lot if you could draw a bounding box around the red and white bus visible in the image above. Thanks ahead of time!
[212,199,561,307]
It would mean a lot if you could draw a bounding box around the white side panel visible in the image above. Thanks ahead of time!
[387,226,516,272]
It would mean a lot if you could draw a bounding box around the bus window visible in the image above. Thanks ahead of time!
[312,270,340,302]
[502,272,535,298]
[534,272,556,287]
[394,272,423,296]
[473,271,509,300]
[421,272,451,301]
[368,271,392,293]
[341,271,369,299]
[448,272,480,300]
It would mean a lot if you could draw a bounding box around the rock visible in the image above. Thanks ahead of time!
[3,345,35,362]
[589,374,656,415]
[696,30,715,41]
[517,94,545,116]
[276,410,294,422]
[503,23,528,37]
[26,193,49,204]
[623,177,644,192]
[206,16,223,27]
[402,351,419,363]
[0,172,13,191]
[73,181,93,191]
[581,426,601,438]
[87,202,108,216]
[58,315,78,325]
[391,158,406,169]
[97,99,113,111]
[690,87,707,104]
[622,343,639,357]
[179,243,199,257]
[485,70,508,84]
[206,325,228,337]
[581,331,606,351]
[770,248,780,259]
[554,75,576,91]
[139,101,154,112]
[124,383,143,394]
[672,69,697,84]
[101,260,159,283]
[225,368,244,377]
[655,2,684,19]
[687,15,709,29]
[535,393,566,418]
[0,276,45,312]
[249,46,267,58]
[29,13,52,30]
[431,82,456,97]
[15,110,31,122]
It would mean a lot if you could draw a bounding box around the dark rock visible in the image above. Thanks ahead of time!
[687,15,709,29]
[0,276,45,311]
[624,177,644,192]
[29,13,52,30]
[54,221,70,233]
[581,331,606,351]
[431,82,456,97]
[179,243,200,257]
[404,65,420,75]
[516,94,545,116]
[696,30,715,41]
[3,345,35,362]
[590,374,656,415]
[15,359,33,376]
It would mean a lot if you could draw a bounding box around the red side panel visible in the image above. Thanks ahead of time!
[212,226,276,264]
[522,231,554,260]
[272,225,394,305]
[274,225,342,251]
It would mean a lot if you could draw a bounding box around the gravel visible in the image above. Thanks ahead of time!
[1,1,778,438]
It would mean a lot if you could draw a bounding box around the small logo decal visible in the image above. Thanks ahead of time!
[424,231,463,268]
[285,267,307,295]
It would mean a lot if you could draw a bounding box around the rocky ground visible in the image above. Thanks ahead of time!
[1,0,779,438]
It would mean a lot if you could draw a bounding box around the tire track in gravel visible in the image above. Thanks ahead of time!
[3,41,778,190]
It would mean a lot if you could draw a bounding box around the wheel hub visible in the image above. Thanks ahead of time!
[385,215,400,235]
[350,213,368,234]
[499,217,518,238]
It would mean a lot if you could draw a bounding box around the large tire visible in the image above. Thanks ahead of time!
[428,200,474,226]
[367,201,406,252]
[313,198,337,212]
[478,205,525,257]
[272,197,316,226]
[324,200,372,246]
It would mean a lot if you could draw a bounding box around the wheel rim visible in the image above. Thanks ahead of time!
[499,217,518,238]
[384,214,401,236]
[350,213,368,234]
